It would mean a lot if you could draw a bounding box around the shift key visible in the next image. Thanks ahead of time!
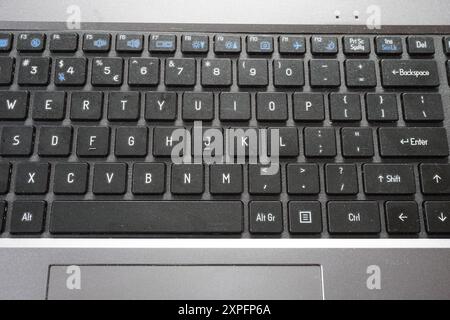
[379,127,449,157]
[381,60,439,87]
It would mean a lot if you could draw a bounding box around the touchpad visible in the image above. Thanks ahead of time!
[47,265,323,300]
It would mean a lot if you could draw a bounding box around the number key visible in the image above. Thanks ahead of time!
[238,59,268,87]
[165,58,196,86]
[91,58,123,86]
[128,58,160,86]
[18,57,51,86]
[273,59,304,87]
[201,59,232,87]
[55,58,87,86]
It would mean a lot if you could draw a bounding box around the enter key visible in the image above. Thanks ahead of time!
[379,127,449,157]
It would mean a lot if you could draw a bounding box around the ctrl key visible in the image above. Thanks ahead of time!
[10,201,46,234]
[328,201,381,234]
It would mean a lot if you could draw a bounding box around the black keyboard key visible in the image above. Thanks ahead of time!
[38,126,72,156]
[132,163,166,194]
[385,201,420,234]
[50,201,243,234]
[115,127,148,157]
[304,128,336,157]
[325,164,358,195]
[444,37,450,54]
[238,59,268,87]
[201,59,232,87]
[402,93,444,122]
[0,162,10,194]
[10,201,46,234]
[171,164,204,194]
[219,92,251,121]
[0,126,34,156]
[289,201,322,234]
[50,33,78,52]
[32,91,66,120]
[0,201,5,231]
[76,127,110,157]
[0,57,14,85]
[341,127,374,158]
[192,127,223,158]
[345,60,377,87]
[0,33,13,52]
[424,201,450,234]
[365,93,398,122]
[420,164,450,195]
[93,163,127,194]
[343,36,371,55]
[378,127,449,157]
[70,92,103,121]
[149,34,176,53]
[407,37,434,55]
[55,58,87,86]
[287,164,320,195]
[256,92,288,121]
[165,58,196,86]
[380,59,439,87]
[91,58,123,86]
[214,35,241,53]
[116,33,143,52]
[249,201,283,234]
[375,36,403,55]
[14,162,49,194]
[248,164,281,195]
[18,57,51,85]
[328,201,381,234]
[128,58,160,86]
[278,36,306,54]
[268,127,299,157]
[447,61,450,85]
[145,92,177,121]
[273,59,304,87]
[82,33,111,52]
[53,163,89,195]
[292,93,324,122]
[246,35,273,54]
[309,60,340,87]
[182,35,209,53]
[0,91,29,120]
[363,164,416,195]
[311,36,338,55]
[17,33,45,52]
[182,92,214,121]
[107,92,140,121]
[329,93,361,121]
[153,127,185,157]
[209,164,243,194]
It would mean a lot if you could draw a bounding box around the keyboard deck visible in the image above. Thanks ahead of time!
[0,31,450,238]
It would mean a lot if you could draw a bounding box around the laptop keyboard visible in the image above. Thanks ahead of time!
[0,31,450,238]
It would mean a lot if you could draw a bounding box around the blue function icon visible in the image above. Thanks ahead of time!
[192,40,206,49]
[126,39,141,49]
[57,73,66,82]
[30,38,41,48]
[155,40,174,49]
[93,38,108,48]
[0,38,9,48]
[292,41,303,50]
[259,41,272,51]
[325,40,336,51]
[225,40,238,50]
[381,39,398,52]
